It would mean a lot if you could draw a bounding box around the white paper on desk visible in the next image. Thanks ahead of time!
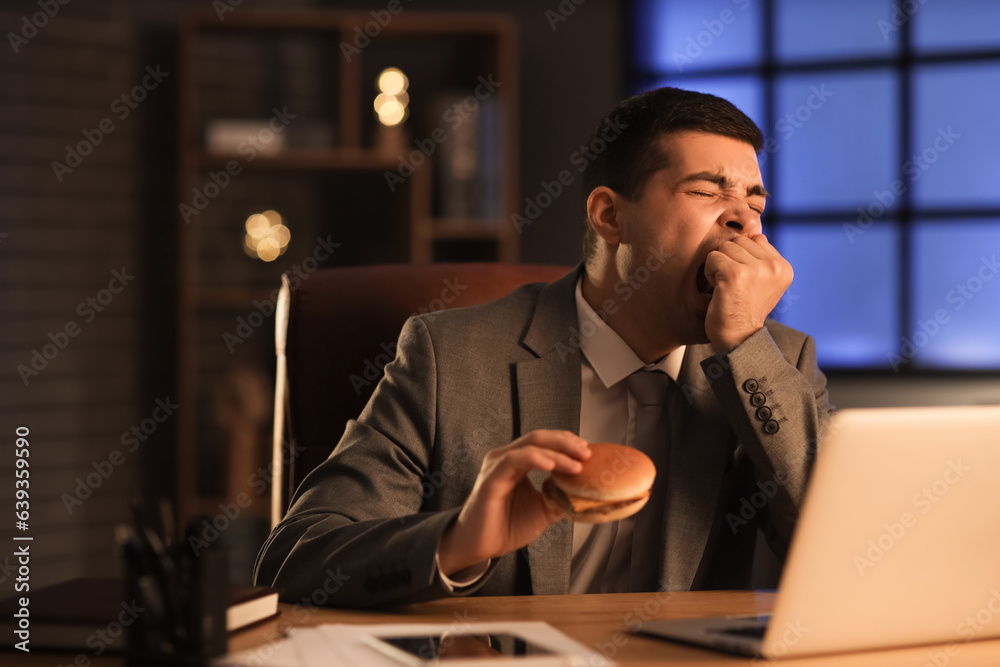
[214,623,366,667]
[316,621,611,666]
[213,621,611,667]
[212,626,358,667]
[211,631,308,667]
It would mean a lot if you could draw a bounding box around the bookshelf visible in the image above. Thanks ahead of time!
[176,9,519,524]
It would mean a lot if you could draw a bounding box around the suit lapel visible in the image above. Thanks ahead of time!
[659,345,734,590]
[514,267,582,595]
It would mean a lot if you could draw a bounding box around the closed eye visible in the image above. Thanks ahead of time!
[693,190,764,215]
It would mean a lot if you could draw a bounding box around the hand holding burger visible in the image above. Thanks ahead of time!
[437,435,656,579]
[542,443,656,523]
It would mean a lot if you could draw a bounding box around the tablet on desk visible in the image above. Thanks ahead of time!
[361,631,580,666]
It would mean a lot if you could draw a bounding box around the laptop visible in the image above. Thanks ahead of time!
[639,405,1000,659]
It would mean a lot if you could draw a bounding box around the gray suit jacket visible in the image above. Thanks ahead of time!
[254,267,833,607]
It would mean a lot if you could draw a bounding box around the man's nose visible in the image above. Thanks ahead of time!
[723,206,762,237]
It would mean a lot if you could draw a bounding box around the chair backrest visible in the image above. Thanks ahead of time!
[271,263,572,526]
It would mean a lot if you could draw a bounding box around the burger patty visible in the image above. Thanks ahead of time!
[544,479,649,515]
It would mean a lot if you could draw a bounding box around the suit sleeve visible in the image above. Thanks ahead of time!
[253,316,496,607]
[700,324,834,558]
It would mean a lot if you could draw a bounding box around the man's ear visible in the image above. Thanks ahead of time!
[586,186,623,249]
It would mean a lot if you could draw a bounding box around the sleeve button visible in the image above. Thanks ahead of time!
[764,420,780,435]
[743,379,759,393]
[756,406,772,421]
[750,392,766,407]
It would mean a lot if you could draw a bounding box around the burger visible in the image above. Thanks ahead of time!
[541,443,656,523]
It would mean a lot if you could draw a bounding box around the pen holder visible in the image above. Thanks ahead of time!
[124,543,229,665]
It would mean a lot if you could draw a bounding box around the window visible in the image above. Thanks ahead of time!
[631,0,1000,370]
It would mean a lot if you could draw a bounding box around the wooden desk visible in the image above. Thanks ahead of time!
[226,591,1000,666]
[14,591,1000,665]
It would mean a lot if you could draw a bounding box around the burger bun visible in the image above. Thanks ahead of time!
[541,442,655,524]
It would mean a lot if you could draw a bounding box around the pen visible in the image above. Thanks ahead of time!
[141,524,188,646]
[116,525,175,655]
[159,498,176,550]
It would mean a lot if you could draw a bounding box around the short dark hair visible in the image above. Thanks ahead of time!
[580,87,764,262]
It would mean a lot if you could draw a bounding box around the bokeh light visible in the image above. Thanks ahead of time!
[375,67,409,126]
[243,209,290,262]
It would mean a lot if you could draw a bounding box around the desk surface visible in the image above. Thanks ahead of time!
[16,591,1000,666]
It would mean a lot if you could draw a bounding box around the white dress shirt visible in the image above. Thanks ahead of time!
[570,276,684,593]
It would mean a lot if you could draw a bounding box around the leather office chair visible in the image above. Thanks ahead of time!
[270,263,572,527]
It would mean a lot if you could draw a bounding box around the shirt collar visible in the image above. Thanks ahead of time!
[575,276,685,389]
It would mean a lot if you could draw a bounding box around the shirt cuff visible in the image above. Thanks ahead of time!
[435,551,491,592]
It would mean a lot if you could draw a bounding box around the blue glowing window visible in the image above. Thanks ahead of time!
[774,222,900,368]
[913,0,1000,53]
[774,70,898,213]
[912,63,1000,209]
[632,0,762,74]
[910,221,1000,369]
[775,0,898,61]
[633,0,1000,371]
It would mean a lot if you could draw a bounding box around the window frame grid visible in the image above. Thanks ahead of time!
[628,0,1000,374]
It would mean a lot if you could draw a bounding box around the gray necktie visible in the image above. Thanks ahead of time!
[625,369,673,592]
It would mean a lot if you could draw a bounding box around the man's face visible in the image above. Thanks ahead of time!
[614,130,768,350]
